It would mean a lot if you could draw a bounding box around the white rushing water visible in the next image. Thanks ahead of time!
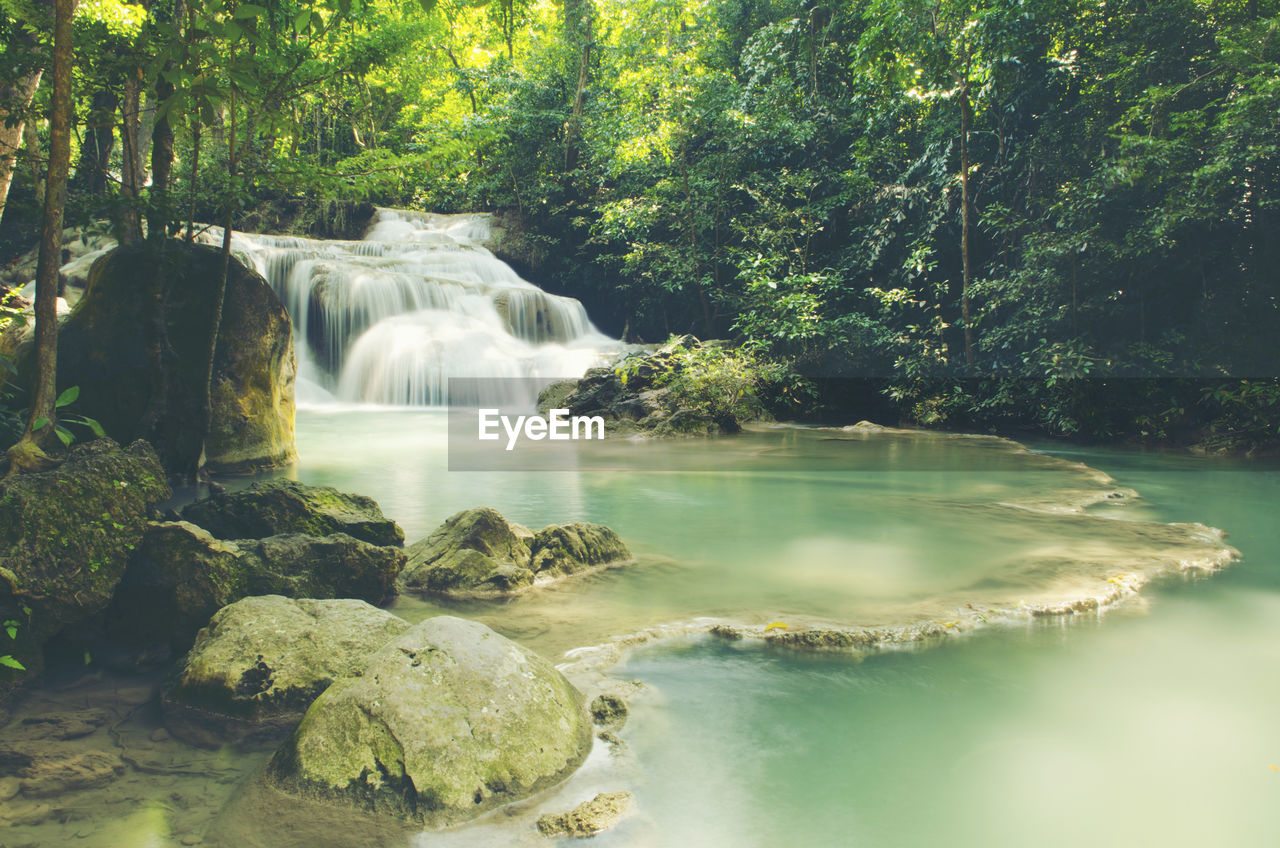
[202,209,622,407]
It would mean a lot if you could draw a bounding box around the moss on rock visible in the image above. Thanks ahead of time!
[400,508,631,596]
[400,507,533,595]
[528,523,630,577]
[163,595,409,749]
[182,480,404,547]
[35,240,296,474]
[536,791,632,838]
[267,616,592,826]
[106,521,406,648]
[0,439,170,707]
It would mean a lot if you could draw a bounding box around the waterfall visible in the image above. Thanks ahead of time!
[201,209,622,407]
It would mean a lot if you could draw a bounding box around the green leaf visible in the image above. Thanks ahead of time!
[4,625,15,639]
[54,426,73,447]
[293,9,311,31]
[55,385,79,407]
[32,417,49,430]
[87,418,107,438]
[0,655,24,671]
[233,4,266,19]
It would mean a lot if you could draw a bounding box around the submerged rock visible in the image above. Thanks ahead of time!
[588,694,628,729]
[400,508,631,596]
[267,616,592,826]
[182,480,404,548]
[164,596,409,749]
[12,709,112,742]
[106,521,405,647]
[536,792,633,838]
[16,749,125,798]
[32,240,296,473]
[0,797,54,827]
[0,739,125,799]
[0,439,170,710]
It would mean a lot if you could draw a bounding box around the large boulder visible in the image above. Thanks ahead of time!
[400,507,534,595]
[182,479,404,547]
[37,240,296,473]
[105,521,406,648]
[0,439,170,712]
[163,596,409,749]
[267,616,592,826]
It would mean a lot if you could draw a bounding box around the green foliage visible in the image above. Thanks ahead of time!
[1,617,21,671]
[646,341,788,430]
[7,0,1275,447]
[25,385,107,449]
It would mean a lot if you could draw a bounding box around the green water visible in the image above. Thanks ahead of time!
[293,411,1229,658]
[5,412,1274,847]
[606,447,1280,847]
[286,411,1275,846]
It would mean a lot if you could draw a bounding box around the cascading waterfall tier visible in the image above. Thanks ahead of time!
[201,209,622,407]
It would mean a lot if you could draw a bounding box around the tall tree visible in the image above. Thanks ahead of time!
[0,13,44,224]
[7,0,78,473]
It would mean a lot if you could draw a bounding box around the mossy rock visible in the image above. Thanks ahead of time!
[536,791,632,838]
[535,379,579,415]
[401,508,631,596]
[589,693,628,728]
[106,521,406,648]
[528,523,631,577]
[0,439,170,702]
[32,240,296,473]
[267,616,592,826]
[163,595,409,749]
[182,480,404,547]
[400,507,533,595]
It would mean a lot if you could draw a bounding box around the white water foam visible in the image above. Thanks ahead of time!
[201,209,623,407]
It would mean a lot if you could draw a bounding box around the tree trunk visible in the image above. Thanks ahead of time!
[563,15,592,174]
[137,26,180,464]
[444,47,478,114]
[7,0,78,474]
[680,143,713,337]
[74,89,118,196]
[117,70,145,244]
[960,81,975,372]
[186,120,201,240]
[196,96,242,479]
[23,119,45,212]
[0,69,43,226]
[503,0,514,59]
[148,75,176,240]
